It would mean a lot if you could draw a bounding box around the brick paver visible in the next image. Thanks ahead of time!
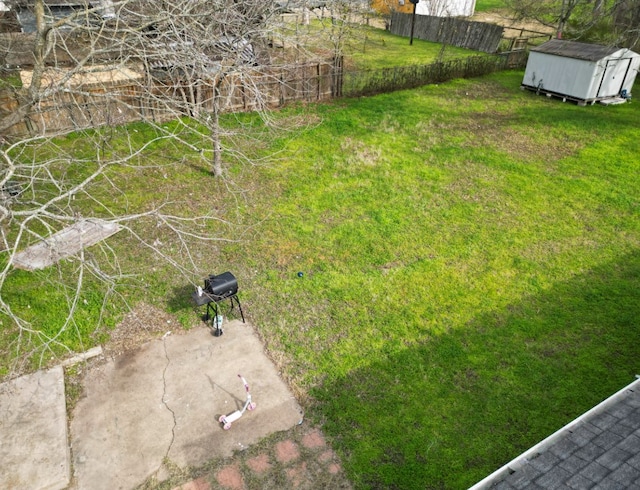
[216,464,244,490]
[319,449,336,463]
[302,429,327,449]
[171,477,211,490]
[169,425,351,490]
[286,462,308,488]
[246,453,271,474]
[276,439,300,464]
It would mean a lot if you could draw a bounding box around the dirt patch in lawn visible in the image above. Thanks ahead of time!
[472,11,554,37]
[101,302,179,358]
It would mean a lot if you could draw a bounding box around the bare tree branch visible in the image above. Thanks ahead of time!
[0,0,320,375]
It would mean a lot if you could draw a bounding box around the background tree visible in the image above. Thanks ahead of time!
[507,0,640,47]
[612,0,640,49]
[322,0,371,66]
[507,0,589,38]
[370,0,405,30]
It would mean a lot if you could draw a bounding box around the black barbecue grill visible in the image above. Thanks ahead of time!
[192,271,245,335]
[205,271,238,299]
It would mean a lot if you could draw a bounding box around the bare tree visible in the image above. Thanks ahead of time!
[370,0,403,30]
[271,0,371,96]
[612,0,640,49]
[593,0,606,17]
[507,0,590,38]
[508,0,640,46]
[321,0,370,61]
[0,0,296,374]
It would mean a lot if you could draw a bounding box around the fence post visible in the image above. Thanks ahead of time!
[280,72,285,106]
[332,56,343,97]
[409,0,418,45]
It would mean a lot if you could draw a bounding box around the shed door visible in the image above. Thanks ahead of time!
[597,58,632,98]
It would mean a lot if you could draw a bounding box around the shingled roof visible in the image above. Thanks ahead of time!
[471,376,640,489]
[531,39,623,62]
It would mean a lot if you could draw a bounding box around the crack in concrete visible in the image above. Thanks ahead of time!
[161,336,177,461]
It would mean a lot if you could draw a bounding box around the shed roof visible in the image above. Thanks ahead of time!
[532,39,623,62]
[470,376,640,489]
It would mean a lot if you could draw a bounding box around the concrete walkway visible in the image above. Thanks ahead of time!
[0,320,303,490]
[0,366,70,489]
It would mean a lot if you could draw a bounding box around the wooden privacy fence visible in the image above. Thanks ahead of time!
[2,52,530,137]
[390,12,504,53]
[1,62,335,138]
[340,51,528,98]
[501,30,553,52]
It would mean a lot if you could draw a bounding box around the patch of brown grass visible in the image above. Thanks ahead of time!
[100,302,183,358]
[454,112,588,163]
[339,137,383,168]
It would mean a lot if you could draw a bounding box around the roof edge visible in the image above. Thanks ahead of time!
[469,375,640,490]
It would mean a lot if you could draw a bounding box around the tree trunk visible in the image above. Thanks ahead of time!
[593,0,605,18]
[557,0,568,38]
[211,104,223,177]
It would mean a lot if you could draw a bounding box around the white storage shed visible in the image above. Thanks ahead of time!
[522,39,640,105]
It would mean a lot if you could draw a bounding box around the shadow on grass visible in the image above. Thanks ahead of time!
[312,250,640,490]
[183,158,215,178]
[167,284,197,313]
[167,283,246,328]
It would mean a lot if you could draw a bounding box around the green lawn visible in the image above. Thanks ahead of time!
[2,71,639,488]
[235,74,639,488]
[475,0,508,12]
[280,22,478,71]
[348,26,477,70]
